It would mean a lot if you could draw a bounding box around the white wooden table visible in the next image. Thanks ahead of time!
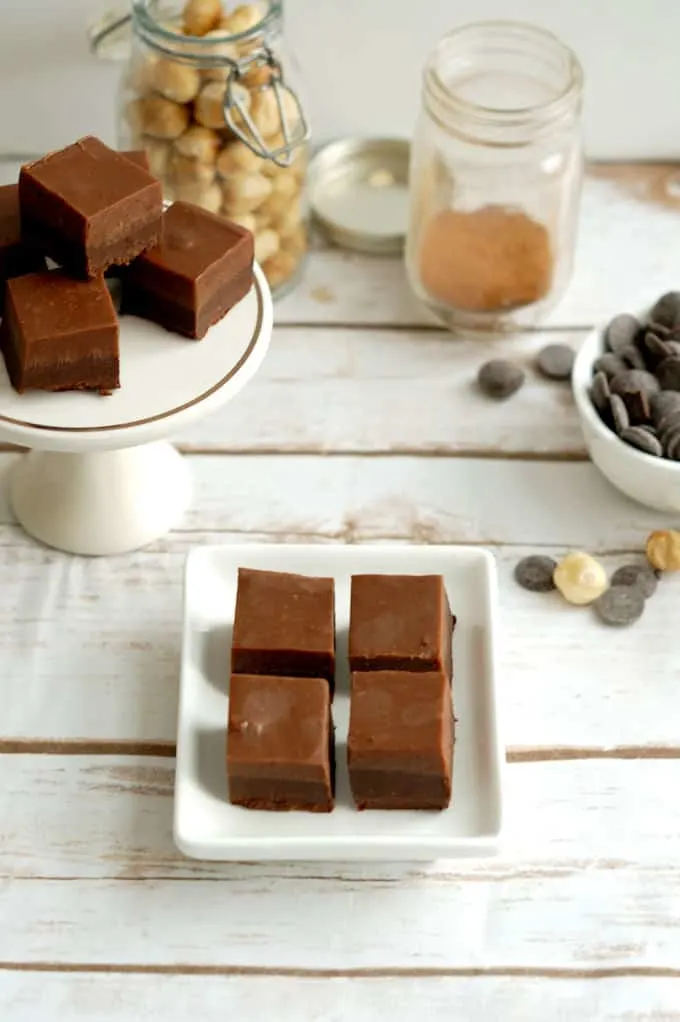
[2,164,680,1021]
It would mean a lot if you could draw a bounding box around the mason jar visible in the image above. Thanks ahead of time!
[405,21,584,334]
[105,0,309,297]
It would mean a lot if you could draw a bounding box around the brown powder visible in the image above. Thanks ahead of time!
[419,204,553,313]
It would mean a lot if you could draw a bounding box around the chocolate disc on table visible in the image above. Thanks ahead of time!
[535,343,575,380]
[594,585,646,627]
[650,291,680,329]
[620,425,663,457]
[610,562,658,598]
[514,555,557,592]
[477,359,525,399]
[656,356,680,391]
[604,313,640,353]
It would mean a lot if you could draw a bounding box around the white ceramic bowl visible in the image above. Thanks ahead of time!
[572,313,680,512]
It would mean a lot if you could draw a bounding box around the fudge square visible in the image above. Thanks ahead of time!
[231,568,336,691]
[348,670,453,811]
[227,673,335,812]
[349,574,455,679]
[1,271,119,394]
[0,185,45,314]
[121,201,254,340]
[19,135,162,279]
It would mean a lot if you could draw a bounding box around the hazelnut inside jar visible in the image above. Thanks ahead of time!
[118,0,309,298]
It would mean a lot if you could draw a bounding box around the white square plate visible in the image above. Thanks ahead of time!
[174,544,504,861]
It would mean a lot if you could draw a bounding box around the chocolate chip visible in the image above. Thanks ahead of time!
[666,430,680,461]
[594,353,628,378]
[514,555,557,592]
[609,393,629,434]
[621,389,651,425]
[650,291,680,329]
[591,371,611,415]
[477,360,525,399]
[657,407,680,435]
[610,563,658,599]
[656,356,680,391]
[647,321,672,339]
[651,390,680,423]
[620,425,663,456]
[610,369,660,399]
[535,343,575,380]
[619,344,646,371]
[605,313,640,353]
[666,340,680,357]
[640,331,673,369]
[594,585,645,627]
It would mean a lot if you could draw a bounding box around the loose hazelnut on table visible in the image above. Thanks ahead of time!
[646,529,680,572]
[553,552,608,606]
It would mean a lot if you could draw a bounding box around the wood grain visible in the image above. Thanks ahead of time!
[2,973,680,1022]
[3,756,680,880]
[175,327,588,457]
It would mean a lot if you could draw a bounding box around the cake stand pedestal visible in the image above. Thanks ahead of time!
[0,264,272,556]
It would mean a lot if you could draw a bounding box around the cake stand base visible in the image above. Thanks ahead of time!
[10,442,192,556]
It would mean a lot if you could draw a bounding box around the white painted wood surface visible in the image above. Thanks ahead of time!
[2,164,680,1018]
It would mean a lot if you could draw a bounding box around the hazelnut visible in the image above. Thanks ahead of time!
[221,172,272,214]
[170,152,216,186]
[127,96,190,140]
[254,228,280,264]
[216,140,263,176]
[646,529,680,571]
[127,55,158,94]
[273,199,303,241]
[553,552,609,606]
[260,134,307,178]
[195,80,250,130]
[143,139,171,179]
[242,64,274,88]
[226,212,257,232]
[174,125,221,163]
[283,224,307,258]
[174,180,223,214]
[262,249,299,290]
[220,3,263,35]
[249,88,282,139]
[183,0,222,36]
[149,58,200,103]
[199,30,239,81]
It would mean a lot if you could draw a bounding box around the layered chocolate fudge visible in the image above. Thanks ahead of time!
[349,574,455,680]
[0,185,45,313]
[227,673,335,812]
[231,568,336,691]
[348,670,453,811]
[19,135,162,279]
[1,271,119,393]
[121,201,253,339]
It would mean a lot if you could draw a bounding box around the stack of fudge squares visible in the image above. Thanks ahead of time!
[0,135,254,395]
[227,568,456,813]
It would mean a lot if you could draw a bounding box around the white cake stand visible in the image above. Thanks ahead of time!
[0,263,273,555]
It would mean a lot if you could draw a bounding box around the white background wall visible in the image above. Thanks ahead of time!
[0,0,678,159]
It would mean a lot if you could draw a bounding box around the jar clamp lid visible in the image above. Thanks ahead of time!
[308,137,411,255]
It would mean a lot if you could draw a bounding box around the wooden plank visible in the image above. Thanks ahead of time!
[0,861,678,968]
[176,327,588,456]
[0,454,677,748]
[4,756,680,880]
[276,168,680,329]
[3,972,680,1022]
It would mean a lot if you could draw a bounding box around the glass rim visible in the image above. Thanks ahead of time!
[132,0,281,46]
[424,20,583,128]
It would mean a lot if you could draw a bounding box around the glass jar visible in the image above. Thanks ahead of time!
[405,21,584,334]
[112,0,309,297]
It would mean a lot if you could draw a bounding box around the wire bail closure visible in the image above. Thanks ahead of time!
[224,45,309,168]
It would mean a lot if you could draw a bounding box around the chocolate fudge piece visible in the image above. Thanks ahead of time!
[228,673,335,812]
[348,670,453,810]
[0,185,45,313]
[349,575,455,679]
[231,568,336,691]
[1,270,119,393]
[19,135,162,279]
[122,149,151,173]
[121,201,253,339]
